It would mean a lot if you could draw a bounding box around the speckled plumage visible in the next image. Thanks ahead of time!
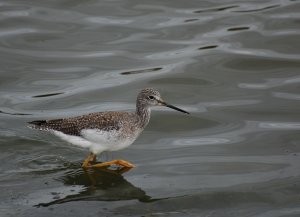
[28,88,188,155]
[29,111,138,136]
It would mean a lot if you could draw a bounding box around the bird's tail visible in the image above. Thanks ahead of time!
[28,120,49,131]
[28,120,47,126]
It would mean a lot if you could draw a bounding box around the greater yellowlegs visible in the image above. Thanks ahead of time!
[28,88,189,169]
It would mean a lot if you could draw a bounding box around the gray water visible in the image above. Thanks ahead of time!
[0,0,300,216]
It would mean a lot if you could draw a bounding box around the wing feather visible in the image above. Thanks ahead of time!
[28,111,125,136]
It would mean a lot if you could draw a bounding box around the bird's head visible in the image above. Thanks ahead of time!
[137,88,189,114]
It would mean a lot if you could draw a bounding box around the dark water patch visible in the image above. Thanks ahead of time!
[234,4,281,13]
[115,191,275,216]
[198,45,218,50]
[113,176,300,216]
[194,5,239,13]
[184,19,199,23]
[227,27,250,31]
[121,67,162,75]
[33,92,64,98]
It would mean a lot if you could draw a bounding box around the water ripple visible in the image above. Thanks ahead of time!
[272,92,300,100]
[0,10,30,18]
[234,4,281,13]
[144,119,300,150]
[259,122,300,130]
[0,0,300,215]
[0,28,38,37]
[172,138,230,147]
[194,5,239,13]
[239,76,300,90]
[85,16,133,25]
[0,47,117,58]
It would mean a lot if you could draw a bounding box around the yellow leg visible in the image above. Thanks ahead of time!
[91,159,136,168]
[82,153,97,168]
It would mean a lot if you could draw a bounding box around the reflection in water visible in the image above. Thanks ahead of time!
[234,4,281,13]
[36,168,161,207]
[32,92,64,98]
[227,27,250,31]
[198,45,218,50]
[194,5,239,13]
[184,18,199,23]
[121,67,162,75]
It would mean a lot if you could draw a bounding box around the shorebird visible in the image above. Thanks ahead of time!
[28,88,189,169]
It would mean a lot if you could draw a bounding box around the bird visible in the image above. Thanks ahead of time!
[28,88,189,169]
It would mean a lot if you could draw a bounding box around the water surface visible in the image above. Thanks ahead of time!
[0,0,300,216]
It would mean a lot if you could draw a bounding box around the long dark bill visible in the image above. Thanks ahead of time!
[161,101,189,114]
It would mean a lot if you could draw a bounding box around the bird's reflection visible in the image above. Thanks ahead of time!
[36,166,160,207]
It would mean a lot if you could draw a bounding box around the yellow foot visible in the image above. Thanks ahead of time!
[90,159,136,169]
[82,153,97,168]
[94,166,133,175]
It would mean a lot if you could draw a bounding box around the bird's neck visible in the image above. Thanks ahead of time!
[136,103,151,128]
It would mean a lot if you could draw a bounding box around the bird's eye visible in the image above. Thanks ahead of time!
[148,95,155,100]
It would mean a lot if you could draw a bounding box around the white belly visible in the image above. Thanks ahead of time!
[82,129,139,153]
[53,131,92,148]
[53,129,140,155]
